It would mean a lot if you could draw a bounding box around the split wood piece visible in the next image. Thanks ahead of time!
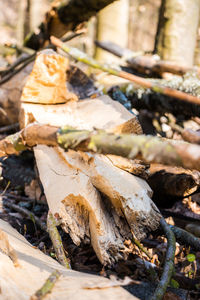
[51,36,200,107]
[20,94,142,134]
[0,219,136,300]
[148,164,200,197]
[95,40,200,76]
[21,49,78,104]
[34,145,129,265]
[59,149,161,240]
[24,0,117,50]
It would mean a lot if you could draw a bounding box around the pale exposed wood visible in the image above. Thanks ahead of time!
[59,149,160,240]
[20,94,142,134]
[0,219,137,300]
[34,145,129,265]
[21,50,78,104]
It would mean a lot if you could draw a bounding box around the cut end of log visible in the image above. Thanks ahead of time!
[20,49,78,104]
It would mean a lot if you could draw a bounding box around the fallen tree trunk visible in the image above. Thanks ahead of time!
[0,219,136,299]
[24,0,117,50]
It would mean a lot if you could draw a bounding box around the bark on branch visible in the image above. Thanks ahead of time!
[24,0,117,50]
[0,123,200,171]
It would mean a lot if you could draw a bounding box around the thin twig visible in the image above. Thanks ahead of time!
[3,193,35,203]
[0,123,19,134]
[132,235,152,259]
[47,212,71,269]
[51,36,200,106]
[4,200,47,231]
[0,55,35,85]
[0,31,83,86]
[150,218,176,300]
[170,225,200,251]
[30,270,61,300]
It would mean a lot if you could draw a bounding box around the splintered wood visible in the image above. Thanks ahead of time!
[20,50,161,265]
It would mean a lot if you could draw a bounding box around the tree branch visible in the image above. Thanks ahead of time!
[0,123,200,171]
[51,36,200,107]
[24,0,117,50]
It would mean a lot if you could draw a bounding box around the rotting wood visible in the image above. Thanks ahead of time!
[0,219,137,300]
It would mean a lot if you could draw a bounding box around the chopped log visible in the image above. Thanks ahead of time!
[0,55,98,126]
[21,95,159,261]
[0,219,136,299]
[20,94,142,134]
[106,155,149,179]
[34,145,129,265]
[24,0,117,50]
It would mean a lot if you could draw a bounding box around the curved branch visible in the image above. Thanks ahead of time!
[150,218,176,300]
